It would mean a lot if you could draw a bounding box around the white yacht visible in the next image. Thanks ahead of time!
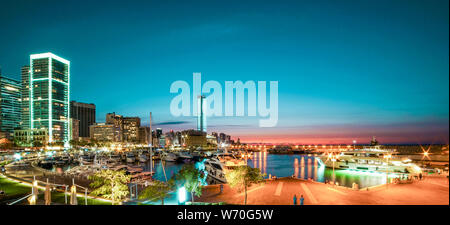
[79,155,93,165]
[177,151,193,161]
[204,153,248,183]
[138,153,148,162]
[161,151,178,162]
[317,145,422,176]
[126,153,136,163]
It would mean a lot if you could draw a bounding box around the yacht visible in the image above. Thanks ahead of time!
[54,157,66,166]
[317,145,422,176]
[204,153,248,183]
[177,151,193,162]
[109,154,122,163]
[79,155,93,165]
[61,154,71,163]
[138,153,148,163]
[126,153,136,163]
[191,151,204,161]
[161,151,178,162]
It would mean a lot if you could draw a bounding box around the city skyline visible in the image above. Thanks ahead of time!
[0,0,448,144]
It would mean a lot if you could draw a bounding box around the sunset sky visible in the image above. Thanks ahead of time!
[0,0,448,144]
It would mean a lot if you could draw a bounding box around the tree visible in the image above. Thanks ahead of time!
[139,180,173,205]
[0,138,12,150]
[225,166,265,205]
[89,169,131,205]
[175,163,205,202]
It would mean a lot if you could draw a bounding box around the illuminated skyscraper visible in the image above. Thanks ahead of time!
[0,74,21,139]
[30,53,70,143]
[20,65,30,129]
[197,95,206,132]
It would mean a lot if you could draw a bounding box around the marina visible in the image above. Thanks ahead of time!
[3,144,445,190]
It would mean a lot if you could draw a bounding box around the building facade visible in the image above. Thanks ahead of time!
[0,74,22,139]
[70,101,95,138]
[181,129,206,148]
[123,117,140,143]
[106,112,123,130]
[20,65,30,129]
[13,128,48,146]
[138,126,150,144]
[30,53,70,144]
[89,123,122,142]
[70,118,80,141]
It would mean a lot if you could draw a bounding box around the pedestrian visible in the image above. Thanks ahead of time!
[293,194,297,205]
[299,195,304,205]
[419,173,423,180]
[220,183,224,194]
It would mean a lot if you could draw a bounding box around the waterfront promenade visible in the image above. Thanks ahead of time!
[196,176,449,205]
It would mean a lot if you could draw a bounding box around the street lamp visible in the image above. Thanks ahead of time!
[422,151,430,167]
[328,152,339,184]
[384,153,392,187]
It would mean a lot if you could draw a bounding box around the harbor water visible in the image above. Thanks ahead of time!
[46,153,388,189]
[140,153,387,188]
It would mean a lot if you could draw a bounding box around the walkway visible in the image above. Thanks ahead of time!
[196,176,449,205]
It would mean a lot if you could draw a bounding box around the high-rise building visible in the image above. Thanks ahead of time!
[0,74,22,139]
[30,53,70,143]
[138,126,150,144]
[219,133,226,143]
[123,117,140,142]
[70,101,95,138]
[106,112,123,130]
[156,128,162,138]
[197,95,206,132]
[20,65,30,129]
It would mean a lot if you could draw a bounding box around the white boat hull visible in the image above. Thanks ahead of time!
[205,164,227,183]
[126,158,136,163]
[318,156,422,176]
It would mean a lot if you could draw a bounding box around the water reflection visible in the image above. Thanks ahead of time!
[248,153,385,188]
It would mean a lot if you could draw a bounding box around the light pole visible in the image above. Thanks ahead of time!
[329,152,338,185]
[331,157,336,184]
[384,154,392,188]
[422,151,429,168]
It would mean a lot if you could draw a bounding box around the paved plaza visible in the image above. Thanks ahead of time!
[196,176,449,205]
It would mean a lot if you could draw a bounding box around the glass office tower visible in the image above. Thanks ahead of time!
[30,53,70,143]
[0,75,21,139]
[197,95,207,133]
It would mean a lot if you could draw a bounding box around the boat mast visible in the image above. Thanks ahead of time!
[149,112,153,174]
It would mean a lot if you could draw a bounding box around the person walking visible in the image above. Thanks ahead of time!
[419,173,423,180]
[293,194,297,205]
[299,195,304,205]
[220,183,224,194]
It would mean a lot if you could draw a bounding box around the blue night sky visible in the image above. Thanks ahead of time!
[0,0,448,144]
